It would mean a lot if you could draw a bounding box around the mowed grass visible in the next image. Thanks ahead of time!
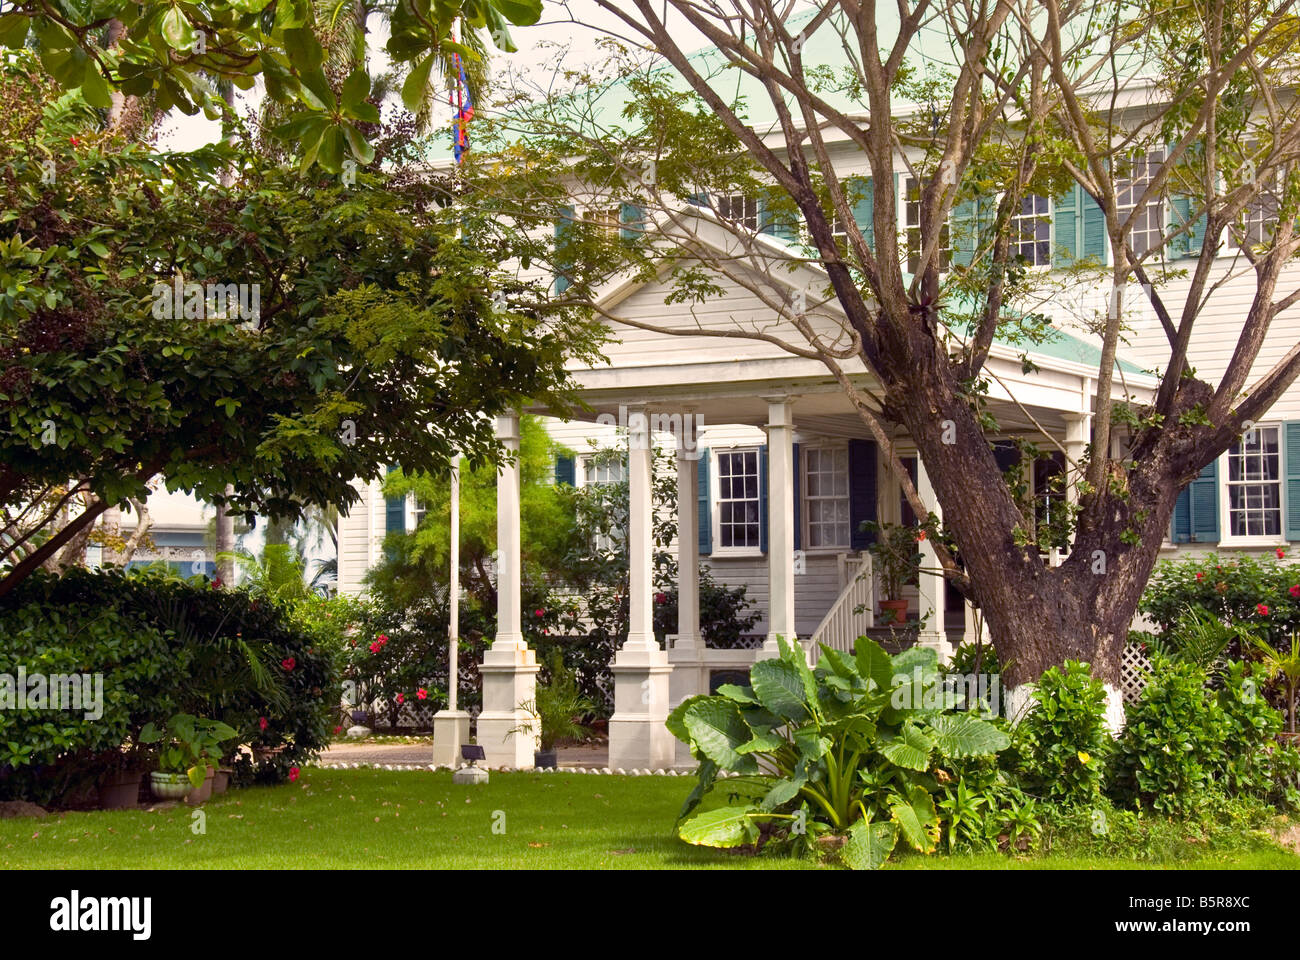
[1,768,1296,869]
[0,768,823,870]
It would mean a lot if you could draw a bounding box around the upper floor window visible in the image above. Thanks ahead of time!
[1227,425,1282,538]
[1116,151,1165,258]
[905,176,951,274]
[1237,144,1280,250]
[1012,194,1052,266]
[803,446,850,548]
[716,194,758,231]
[716,448,761,549]
[586,206,622,241]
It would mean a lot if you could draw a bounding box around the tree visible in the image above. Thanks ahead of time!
[0,0,541,168]
[479,1,1300,689]
[0,56,602,596]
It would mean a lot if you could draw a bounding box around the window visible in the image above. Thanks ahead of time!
[1012,194,1052,266]
[1226,425,1283,538]
[803,447,850,548]
[1116,151,1165,258]
[1238,143,1280,250]
[905,177,951,274]
[716,449,761,549]
[582,455,626,487]
[587,206,622,240]
[716,194,758,231]
[1033,452,1067,538]
[800,212,849,248]
[412,497,429,529]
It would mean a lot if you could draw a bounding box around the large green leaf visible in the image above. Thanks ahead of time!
[879,721,934,770]
[678,757,717,820]
[678,804,759,848]
[665,694,710,745]
[892,645,938,674]
[750,657,809,721]
[159,6,197,51]
[760,775,804,811]
[926,713,1010,758]
[682,698,759,773]
[854,636,895,693]
[889,785,939,854]
[842,818,898,870]
[401,54,436,113]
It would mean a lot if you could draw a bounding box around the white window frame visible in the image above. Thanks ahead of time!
[903,176,952,275]
[1114,149,1166,264]
[715,194,759,232]
[578,453,627,489]
[801,444,851,551]
[1009,193,1053,269]
[582,205,622,241]
[1220,422,1288,546]
[712,446,764,555]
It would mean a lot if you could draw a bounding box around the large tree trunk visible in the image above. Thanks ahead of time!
[215,485,236,584]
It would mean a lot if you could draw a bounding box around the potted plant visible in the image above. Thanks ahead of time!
[1253,632,1300,738]
[512,653,596,768]
[865,521,922,624]
[140,713,240,803]
[96,751,146,810]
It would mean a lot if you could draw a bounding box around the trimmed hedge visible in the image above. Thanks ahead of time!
[0,568,340,806]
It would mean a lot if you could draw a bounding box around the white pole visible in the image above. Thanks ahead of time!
[448,457,460,712]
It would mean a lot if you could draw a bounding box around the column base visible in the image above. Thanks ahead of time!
[431,709,472,768]
[608,644,675,770]
[477,641,539,769]
[916,633,954,666]
[761,633,800,656]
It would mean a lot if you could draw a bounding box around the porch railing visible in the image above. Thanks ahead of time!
[809,552,875,653]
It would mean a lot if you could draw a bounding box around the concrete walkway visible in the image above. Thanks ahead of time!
[319,739,610,768]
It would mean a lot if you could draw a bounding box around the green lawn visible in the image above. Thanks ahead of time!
[1,768,1295,869]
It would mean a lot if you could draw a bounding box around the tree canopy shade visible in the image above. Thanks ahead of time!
[472,0,1300,687]
[0,57,603,595]
[0,0,541,168]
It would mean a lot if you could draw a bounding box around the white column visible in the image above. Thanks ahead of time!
[432,457,470,767]
[1064,413,1090,509]
[763,398,797,654]
[915,457,953,664]
[675,416,702,650]
[476,413,539,769]
[609,406,675,771]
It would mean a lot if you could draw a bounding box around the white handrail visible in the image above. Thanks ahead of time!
[809,552,875,653]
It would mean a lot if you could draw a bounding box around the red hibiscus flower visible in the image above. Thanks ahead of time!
[396,693,405,704]
[1278,547,1287,559]
[1257,603,1270,616]
[281,657,296,671]
[288,767,300,782]
[1195,572,1205,580]
[1291,584,1300,599]
[258,716,268,731]
[535,608,545,617]
[417,688,428,700]
[655,592,667,604]
[69,136,80,146]
[333,725,343,735]
[377,634,388,644]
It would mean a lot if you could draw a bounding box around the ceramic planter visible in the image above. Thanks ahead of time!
[878,599,909,623]
[185,767,216,805]
[149,771,194,801]
[212,768,232,795]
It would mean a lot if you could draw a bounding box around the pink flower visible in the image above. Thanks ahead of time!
[1291,584,1300,599]
[396,693,405,704]
[258,717,268,731]
[1257,603,1270,616]
[655,592,667,604]
[288,767,300,782]
[281,657,296,671]
[333,725,343,735]
[377,634,388,645]
[417,688,428,700]
[535,608,545,617]
[1278,548,1287,559]
[369,642,381,653]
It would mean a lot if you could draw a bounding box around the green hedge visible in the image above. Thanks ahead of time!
[0,568,340,806]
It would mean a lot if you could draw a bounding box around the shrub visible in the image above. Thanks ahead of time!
[1109,654,1226,815]
[1213,661,1300,810]
[1012,660,1111,807]
[669,638,1010,869]
[0,567,340,801]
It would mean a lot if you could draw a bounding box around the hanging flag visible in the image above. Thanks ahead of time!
[452,53,474,164]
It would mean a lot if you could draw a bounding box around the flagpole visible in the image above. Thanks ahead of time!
[448,456,460,713]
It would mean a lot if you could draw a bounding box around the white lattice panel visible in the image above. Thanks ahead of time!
[1120,643,1152,704]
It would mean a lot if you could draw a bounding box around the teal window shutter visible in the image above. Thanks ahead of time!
[555,454,576,486]
[1169,193,1206,259]
[554,204,575,294]
[848,176,874,249]
[1287,422,1300,541]
[758,197,798,242]
[619,203,644,242]
[848,439,878,550]
[792,442,802,551]
[951,196,981,267]
[384,466,405,562]
[1081,188,1107,261]
[759,444,769,553]
[1052,184,1079,266]
[697,448,712,555]
[1173,459,1220,543]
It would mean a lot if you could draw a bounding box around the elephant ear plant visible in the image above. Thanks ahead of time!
[667,638,1009,869]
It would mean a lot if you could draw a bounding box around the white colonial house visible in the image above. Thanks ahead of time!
[336,16,1300,770]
